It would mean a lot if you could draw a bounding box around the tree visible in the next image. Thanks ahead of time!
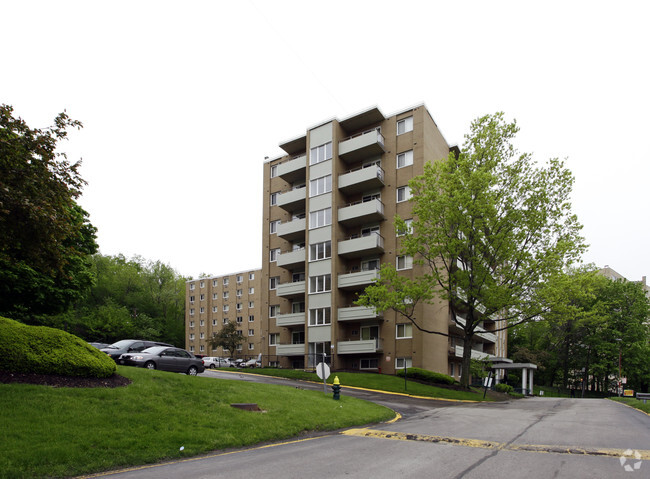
[0,105,98,320]
[208,322,244,359]
[357,113,585,388]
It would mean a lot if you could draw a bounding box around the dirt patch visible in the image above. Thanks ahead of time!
[0,370,131,388]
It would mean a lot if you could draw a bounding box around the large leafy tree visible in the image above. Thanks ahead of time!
[0,105,98,320]
[208,322,244,359]
[357,113,585,388]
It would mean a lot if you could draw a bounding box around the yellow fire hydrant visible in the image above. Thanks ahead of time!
[332,375,341,400]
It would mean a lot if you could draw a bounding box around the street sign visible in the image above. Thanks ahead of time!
[316,362,330,380]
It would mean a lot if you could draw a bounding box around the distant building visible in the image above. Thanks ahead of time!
[599,265,650,297]
[186,105,507,378]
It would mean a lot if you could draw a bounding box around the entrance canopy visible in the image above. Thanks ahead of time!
[491,358,538,395]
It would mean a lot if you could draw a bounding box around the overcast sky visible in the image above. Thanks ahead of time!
[3,1,649,283]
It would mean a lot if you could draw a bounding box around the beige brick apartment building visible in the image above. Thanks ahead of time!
[186,105,506,379]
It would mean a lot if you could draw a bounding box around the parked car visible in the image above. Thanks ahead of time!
[88,342,110,350]
[101,339,173,362]
[244,358,261,368]
[118,346,205,375]
[203,357,232,368]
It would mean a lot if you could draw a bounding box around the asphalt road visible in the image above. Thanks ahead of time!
[83,370,650,479]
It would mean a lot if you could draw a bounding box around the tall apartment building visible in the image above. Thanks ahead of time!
[187,104,506,379]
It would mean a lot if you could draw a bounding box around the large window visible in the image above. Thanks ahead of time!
[360,358,379,369]
[270,220,280,234]
[396,323,413,338]
[270,248,281,262]
[310,142,332,165]
[309,308,331,326]
[397,150,413,168]
[309,175,332,197]
[270,164,278,177]
[269,276,279,290]
[397,219,413,236]
[397,116,413,135]
[270,192,279,206]
[397,255,413,270]
[309,274,331,293]
[269,305,279,318]
[309,208,332,229]
[397,186,411,203]
[309,240,331,261]
[269,333,279,346]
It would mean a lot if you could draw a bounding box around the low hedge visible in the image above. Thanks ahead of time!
[494,383,514,394]
[0,316,116,378]
[396,367,456,386]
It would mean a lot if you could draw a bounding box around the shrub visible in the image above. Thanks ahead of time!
[0,316,116,378]
[396,367,456,386]
[494,383,514,394]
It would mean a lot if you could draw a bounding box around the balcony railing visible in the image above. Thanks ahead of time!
[277,248,306,269]
[277,154,306,182]
[338,268,380,290]
[338,128,385,162]
[276,312,306,327]
[277,217,306,241]
[338,232,384,258]
[338,165,385,194]
[276,186,306,212]
[338,306,382,322]
[337,338,383,354]
[276,280,305,298]
[338,198,385,226]
[276,343,305,356]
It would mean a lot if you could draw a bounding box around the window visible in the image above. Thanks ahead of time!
[249,315,254,322]
[199,319,205,326]
[197,294,203,302]
[189,333,195,340]
[309,208,331,229]
[269,305,279,318]
[397,186,411,203]
[223,318,229,324]
[199,345,205,352]
[360,358,379,369]
[270,192,279,206]
[237,275,243,283]
[292,331,305,344]
[189,295,195,303]
[212,319,218,326]
[236,344,243,351]
[269,277,279,290]
[309,274,331,293]
[397,255,413,270]
[361,225,380,237]
[397,116,413,135]
[223,278,229,286]
[190,308,195,316]
[270,220,281,234]
[361,259,380,271]
[397,150,413,168]
[212,306,218,313]
[237,316,243,324]
[213,279,218,287]
[270,164,278,177]
[309,141,332,165]
[236,303,242,310]
[248,301,254,308]
[212,293,217,300]
[269,333,279,346]
[223,305,229,312]
[249,287,254,294]
[237,289,242,297]
[189,346,194,352]
[189,321,195,328]
[309,308,331,326]
[309,241,331,261]
[200,332,205,339]
[397,219,413,236]
[248,329,255,336]
[292,301,305,313]
[248,343,255,350]
[309,174,332,197]
[396,323,413,338]
[223,291,229,299]
[189,283,195,291]
[270,248,281,262]
[249,272,255,280]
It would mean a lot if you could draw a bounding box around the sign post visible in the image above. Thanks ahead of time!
[316,353,330,394]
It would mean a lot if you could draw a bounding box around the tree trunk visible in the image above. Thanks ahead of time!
[460,334,474,388]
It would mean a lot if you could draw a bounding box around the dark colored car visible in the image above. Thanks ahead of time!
[101,339,173,362]
[119,346,205,375]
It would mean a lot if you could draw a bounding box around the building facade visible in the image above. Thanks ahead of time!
[186,105,506,379]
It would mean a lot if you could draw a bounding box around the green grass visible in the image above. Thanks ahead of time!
[0,366,393,479]
[227,368,489,401]
[610,397,650,414]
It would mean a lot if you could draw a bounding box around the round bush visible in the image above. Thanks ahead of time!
[494,383,514,393]
[0,316,116,378]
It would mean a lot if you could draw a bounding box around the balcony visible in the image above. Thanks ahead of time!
[338,306,382,322]
[338,128,385,163]
[338,233,384,258]
[277,218,306,241]
[450,345,497,361]
[276,343,305,356]
[276,186,306,213]
[277,154,306,183]
[338,165,385,195]
[276,280,305,298]
[450,316,497,344]
[337,338,383,354]
[338,199,385,227]
[277,248,306,269]
[338,269,380,291]
[276,312,305,327]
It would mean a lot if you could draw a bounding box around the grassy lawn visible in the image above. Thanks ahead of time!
[610,397,650,415]
[0,366,393,479]
[225,367,490,401]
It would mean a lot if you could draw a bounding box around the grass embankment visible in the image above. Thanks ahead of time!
[225,368,489,401]
[610,397,650,415]
[0,366,393,479]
